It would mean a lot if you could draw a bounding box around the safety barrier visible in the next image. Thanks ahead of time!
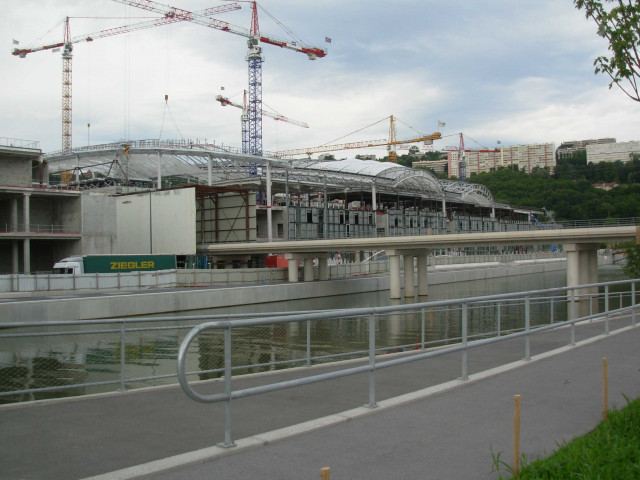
[176,279,638,447]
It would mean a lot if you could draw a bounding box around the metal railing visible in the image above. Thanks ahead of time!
[0,137,40,150]
[1,279,636,419]
[0,223,79,234]
[176,279,639,447]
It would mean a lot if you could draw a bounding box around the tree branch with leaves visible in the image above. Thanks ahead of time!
[574,0,640,102]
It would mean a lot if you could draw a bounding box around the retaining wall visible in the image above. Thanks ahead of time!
[0,259,567,323]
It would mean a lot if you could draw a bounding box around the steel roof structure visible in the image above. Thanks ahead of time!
[44,139,495,207]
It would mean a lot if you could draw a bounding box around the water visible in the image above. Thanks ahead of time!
[0,266,628,403]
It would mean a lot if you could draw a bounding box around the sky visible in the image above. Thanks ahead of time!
[2,0,640,157]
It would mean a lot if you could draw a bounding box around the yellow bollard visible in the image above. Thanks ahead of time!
[603,358,608,421]
[320,466,330,480]
[514,394,521,476]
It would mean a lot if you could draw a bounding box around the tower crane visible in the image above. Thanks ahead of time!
[216,92,308,152]
[114,0,327,156]
[274,116,442,160]
[458,132,467,181]
[12,4,240,152]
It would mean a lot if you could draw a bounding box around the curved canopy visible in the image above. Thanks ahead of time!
[44,141,494,206]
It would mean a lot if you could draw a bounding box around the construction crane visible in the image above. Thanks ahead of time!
[274,116,442,160]
[12,4,240,152]
[216,92,308,152]
[458,132,467,181]
[114,0,327,156]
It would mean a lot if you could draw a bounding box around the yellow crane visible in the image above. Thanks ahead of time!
[273,115,441,161]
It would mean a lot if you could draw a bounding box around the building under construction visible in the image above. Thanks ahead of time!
[1,138,545,273]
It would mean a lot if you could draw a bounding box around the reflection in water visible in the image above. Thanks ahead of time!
[0,266,628,404]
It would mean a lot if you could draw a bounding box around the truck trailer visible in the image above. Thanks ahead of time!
[52,254,178,275]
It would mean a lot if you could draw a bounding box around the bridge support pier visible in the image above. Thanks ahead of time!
[388,249,429,299]
[565,243,599,318]
[285,253,331,283]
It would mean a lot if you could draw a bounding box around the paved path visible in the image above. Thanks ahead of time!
[1,315,639,480]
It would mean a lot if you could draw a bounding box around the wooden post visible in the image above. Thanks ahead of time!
[320,466,330,480]
[514,394,521,475]
[603,358,608,421]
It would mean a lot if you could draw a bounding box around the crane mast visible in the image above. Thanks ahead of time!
[247,1,262,155]
[62,18,73,152]
[114,0,326,156]
[12,4,240,152]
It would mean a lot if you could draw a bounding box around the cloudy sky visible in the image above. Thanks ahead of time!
[2,0,639,156]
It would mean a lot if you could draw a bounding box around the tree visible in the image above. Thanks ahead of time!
[574,0,640,102]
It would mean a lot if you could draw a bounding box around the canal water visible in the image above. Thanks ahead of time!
[0,266,628,404]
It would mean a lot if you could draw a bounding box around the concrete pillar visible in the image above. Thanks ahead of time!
[266,162,273,242]
[372,183,377,212]
[23,193,30,231]
[303,258,314,282]
[12,241,19,274]
[565,243,599,318]
[23,239,30,274]
[417,253,429,296]
[318,257,328,281]
[403,254,414,298]
[207,155,213,186]
[287,257,299,283]
[10,197,18,231]
[157,151,162,189]
[390,255,401,299]
[22,193,31,274]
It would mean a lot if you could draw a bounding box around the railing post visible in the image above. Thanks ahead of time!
[570,290,576,346]
[550,297,554,324]
[605,285,610,335]
[220,325,236,448]
[496,302,501,336]
[524,296,530,361]
[420,308,425,349]
[366,313,377,408]
[633,282,636,327]
[306,320,312,367]
[461,303,468,380]
[120,322,126,392]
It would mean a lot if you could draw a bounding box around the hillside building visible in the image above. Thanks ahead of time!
[447,143,555,178]
[586,140,640,164]
[556,138,615,160]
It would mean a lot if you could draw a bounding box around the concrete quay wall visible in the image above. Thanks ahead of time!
[0,259,568,323]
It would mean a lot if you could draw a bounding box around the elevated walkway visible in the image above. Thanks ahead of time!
[1,314,638,480]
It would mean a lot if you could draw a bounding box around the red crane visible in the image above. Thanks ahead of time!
[114,0,327,155]
[12,4,240,152]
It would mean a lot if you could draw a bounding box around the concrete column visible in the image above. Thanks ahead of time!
[23,239,30,274]
[287,257,299,283]
[22,193,31,273]
[565,243,599,318]
[23,193,30,231]
[207,155,213,186]
[403,254,414,298]
[390,255,401,299]
[417,253,429,296]
[12,241,19,274]
[157,151,162,189]
[266,162,272,242]
[318,257,328,281]
[303,258,314,282]
[10,197,18,231]
[372,183,377,212]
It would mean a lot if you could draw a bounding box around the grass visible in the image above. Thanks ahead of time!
[492,396,640,479]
